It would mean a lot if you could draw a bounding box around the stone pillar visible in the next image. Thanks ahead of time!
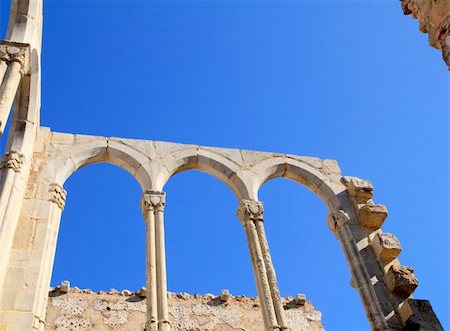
[254,217,289,330]
[237,199,282,331]
[0,151,26,291]
[327,209,390,330]
[0,181,66,331]
[141,192,159,331]
[142,191,170,331]
[0,60,7,83]
[0,42,30,139]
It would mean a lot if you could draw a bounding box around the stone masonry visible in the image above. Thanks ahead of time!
[45,287,323,331]
[0,0,445,330]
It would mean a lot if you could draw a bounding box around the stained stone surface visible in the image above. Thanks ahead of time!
[44,289,324,331]
[401,0,450,68]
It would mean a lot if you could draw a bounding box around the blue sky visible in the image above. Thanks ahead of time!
[1,0,448,330]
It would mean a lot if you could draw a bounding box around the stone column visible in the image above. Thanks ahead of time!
[142,191,170,331]
[153,191,170,331]
[0,43,29,138]
[141,192,159,331]
[327,209,390,330]
[237,199,281,331]
[254,216,289,330]
[0,59,7,83]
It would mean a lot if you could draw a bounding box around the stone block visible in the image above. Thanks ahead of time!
[347,177,373,203]
[372,233,402,263]
[138,287,147,298]
[358,204,387,228]
[385,265,418,298]
[294,294,306,305]
[60,280,70,293]
[402,299,444,330]
[220,289,230,302]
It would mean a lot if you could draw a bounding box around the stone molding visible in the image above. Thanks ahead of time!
[0,41,31,75]
[237,199,264,223]
[48,183,67,210]
[0,150,25,172]
[141,190,166,213]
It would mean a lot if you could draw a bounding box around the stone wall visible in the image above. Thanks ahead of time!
[401,0,450,68]
[45,287,323,331]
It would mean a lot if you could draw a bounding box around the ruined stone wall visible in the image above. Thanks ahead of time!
[45,287,323,331]
[401,0,450,68]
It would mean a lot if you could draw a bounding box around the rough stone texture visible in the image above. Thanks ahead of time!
[401,0,450,68]
[402,299,444,330]
[45,289,324,331]
[385,265,419,298]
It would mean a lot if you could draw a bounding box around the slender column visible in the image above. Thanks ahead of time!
[148,191,170,331]
[0,42,30,140]
[237,199,280,331]
[0,60,21,136]
[0,60,7,83]
[141,192,159,331]
[327,210,390,330]
[254,218,289,330]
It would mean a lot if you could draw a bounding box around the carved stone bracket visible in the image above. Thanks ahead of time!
[48,183,67,210]
[0,151,25,172]
[385,265,419,298]
[0,41,31,75]
[237,199,264,223]
[371,232,402,264]
[141,190,166,213]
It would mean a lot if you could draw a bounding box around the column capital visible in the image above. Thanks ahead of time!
[141,190,166,213]
[0,150,25,172]
[327,209,350,234]
[237,199,264,223]
[0,41,31,74]
[48,183,67,210]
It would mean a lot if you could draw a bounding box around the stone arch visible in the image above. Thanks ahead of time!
[250,155,349,210]
[40,139,153,190]
[156,147,252,200]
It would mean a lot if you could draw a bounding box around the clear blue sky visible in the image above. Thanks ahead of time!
[1,1,448,330]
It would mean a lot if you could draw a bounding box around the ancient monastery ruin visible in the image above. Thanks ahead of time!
[0,0,446,330]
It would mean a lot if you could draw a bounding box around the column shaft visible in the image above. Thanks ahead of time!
[255,220,288,329]
[155,208,170,331]
[145,210,158,331]
[0,61,22,136]
[0,60,7,83]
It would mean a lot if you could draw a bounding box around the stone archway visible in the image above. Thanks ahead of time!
[0,0,443,329]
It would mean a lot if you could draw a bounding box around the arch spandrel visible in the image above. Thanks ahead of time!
[154,143,253,200]
[39,133,153,190]
[241,152,348,210]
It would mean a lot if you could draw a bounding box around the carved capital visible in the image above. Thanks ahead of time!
[237,199,264,223]
[327,209,350,233]
[48,183,67,210]
[0,151,25,172]
[141,190,166,213]
[0,41,31,75]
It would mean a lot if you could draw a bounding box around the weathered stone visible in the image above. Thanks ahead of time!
[346,177,373,203]
[294,294,306,306]
[385,265,419,298]
[358,204,387,228]
[372,233,402,263]
[220,289,230,302]
[138,287,147,298]
[401,0,450,68]
[45,290,324,331]
[60,280,70,294]
[402,299,444,330]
